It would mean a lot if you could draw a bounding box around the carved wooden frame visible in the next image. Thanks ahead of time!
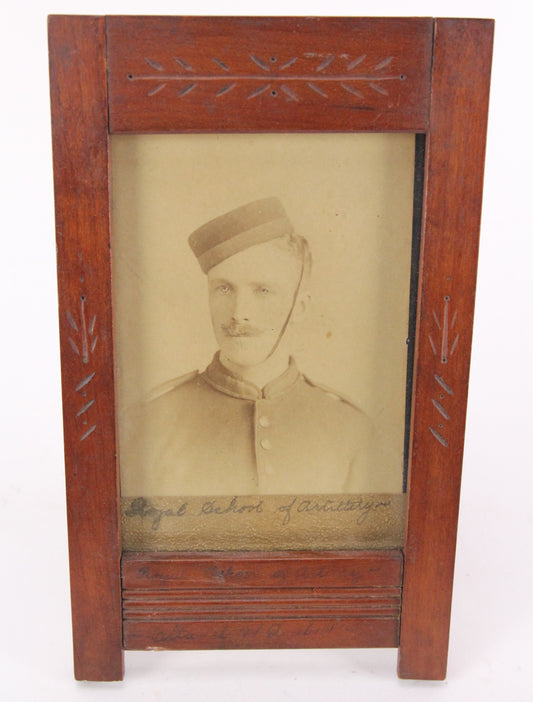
[48,15,493,682]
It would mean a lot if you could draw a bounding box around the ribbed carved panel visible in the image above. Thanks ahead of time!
[123,586,402,622]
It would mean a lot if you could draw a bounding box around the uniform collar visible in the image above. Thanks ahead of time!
[203,352,301,401]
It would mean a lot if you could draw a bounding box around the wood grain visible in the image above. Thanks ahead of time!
[122,551,402,650]
[398,18,494,680]
[48,15,124,681]
[106,16,433,133]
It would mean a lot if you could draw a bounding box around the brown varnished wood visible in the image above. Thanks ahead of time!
[48,15,124,681]
[122,551,402,650]
[106,16,433,133]
[125,619,399,651]
[398,18,494,680]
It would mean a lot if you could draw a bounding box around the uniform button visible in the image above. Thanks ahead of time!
[264,461,274,475]
[260,438,272,450]
[259,415,270,428]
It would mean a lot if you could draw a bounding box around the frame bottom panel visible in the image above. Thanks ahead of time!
[122,550,402,651]
[124,618,399,650]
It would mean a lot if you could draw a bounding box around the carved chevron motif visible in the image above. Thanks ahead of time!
[127,53,407,102]
[428,295,458,449]
[66,295,98,443]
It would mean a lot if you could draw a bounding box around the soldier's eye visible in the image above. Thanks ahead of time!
[256,286,272,296]
[216,284,232,295]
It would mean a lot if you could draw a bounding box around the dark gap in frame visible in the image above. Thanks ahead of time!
[402,133,425,492]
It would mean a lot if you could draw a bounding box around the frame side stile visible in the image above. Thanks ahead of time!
[398,18,494,680]
[48,14,124,681]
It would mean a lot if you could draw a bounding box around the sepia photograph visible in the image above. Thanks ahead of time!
[111,133,415,548]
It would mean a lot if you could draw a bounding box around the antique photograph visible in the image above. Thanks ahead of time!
[112,133,415,503]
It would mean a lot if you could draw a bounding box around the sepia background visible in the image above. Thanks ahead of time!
[111,133,415,495]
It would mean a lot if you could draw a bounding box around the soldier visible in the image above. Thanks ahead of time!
[121,197,373,497]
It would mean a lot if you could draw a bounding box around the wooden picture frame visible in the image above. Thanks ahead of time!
[48,15,493,682]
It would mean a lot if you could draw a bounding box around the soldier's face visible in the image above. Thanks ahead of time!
[207,239,303,367]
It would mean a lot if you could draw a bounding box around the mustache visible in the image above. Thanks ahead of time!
[221,322,264,337]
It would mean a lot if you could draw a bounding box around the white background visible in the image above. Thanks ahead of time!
[2,1,532,700]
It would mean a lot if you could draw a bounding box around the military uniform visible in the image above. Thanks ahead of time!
[121,353,373,496]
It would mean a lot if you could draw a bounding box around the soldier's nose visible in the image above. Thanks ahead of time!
[231,293,252,322]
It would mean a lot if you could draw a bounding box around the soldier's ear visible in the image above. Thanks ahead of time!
[292,290,311,320]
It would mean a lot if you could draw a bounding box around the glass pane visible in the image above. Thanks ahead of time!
[111,133,415,551]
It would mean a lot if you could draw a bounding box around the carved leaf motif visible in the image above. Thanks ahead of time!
[67,297,98,443]
[147,83,167,97]
[174,57,194,71]
[428,296,459,449]
[316,56,335,72]
[280,57,298,70]
[249,54,270,72]
[375,56,394,70]
[347,55,366,70]
[145,58,164,71]
[216,83,236,97]
[212,58,230,72]
[127,53,405,105]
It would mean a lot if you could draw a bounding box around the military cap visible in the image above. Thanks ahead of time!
[188,197,294,273]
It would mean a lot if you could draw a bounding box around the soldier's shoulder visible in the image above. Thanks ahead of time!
[301,375,360,412]
[145,370,200,403]
[302,375,373,425]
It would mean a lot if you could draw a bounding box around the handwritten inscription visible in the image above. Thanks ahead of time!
[125,495,392,530]
[209,565,248,581]
[141,620,338,646]
[201,496,263,516]
[125,496,188,530]
[278,496,392,525]
[126,495,264,530]
[122,493,405,551]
